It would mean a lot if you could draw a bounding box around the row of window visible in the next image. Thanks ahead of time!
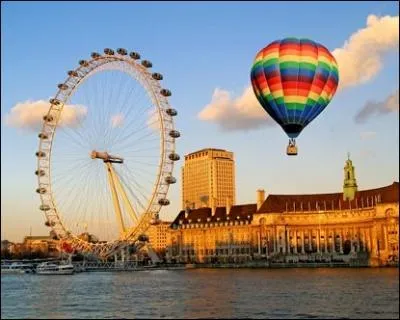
[179,220,250,229]
[181,247,251,256]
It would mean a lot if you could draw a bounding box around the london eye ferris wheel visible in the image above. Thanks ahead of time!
[35,48,180,258]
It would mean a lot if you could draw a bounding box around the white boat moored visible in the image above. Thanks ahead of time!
[36,261,74,275]
[1,262,35,274]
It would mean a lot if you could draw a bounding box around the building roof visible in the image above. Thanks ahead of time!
[171,204,256,227]
[23,236,52,242]
[258,181,399,213]
[185,148,231,157]
[170,182,398,227]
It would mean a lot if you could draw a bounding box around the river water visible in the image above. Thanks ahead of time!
[1,268,399,319]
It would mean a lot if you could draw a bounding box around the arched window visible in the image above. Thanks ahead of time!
[347,171,351,180]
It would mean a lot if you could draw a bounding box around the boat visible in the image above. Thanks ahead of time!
[36,261,74,275]
[1,262,35,274]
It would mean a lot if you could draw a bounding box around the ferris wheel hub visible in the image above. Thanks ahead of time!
[91,150,124,164]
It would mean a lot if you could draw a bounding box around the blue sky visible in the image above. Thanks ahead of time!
[1,1,399,242]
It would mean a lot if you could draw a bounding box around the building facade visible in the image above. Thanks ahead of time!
[168,157,399,266]
[146,221,171,255]
[23,235,59,256]
[181,148,235,210]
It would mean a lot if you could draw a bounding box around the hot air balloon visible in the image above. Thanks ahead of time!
[250,38,339,155]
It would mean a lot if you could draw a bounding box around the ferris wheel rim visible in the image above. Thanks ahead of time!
[36,49,178,255]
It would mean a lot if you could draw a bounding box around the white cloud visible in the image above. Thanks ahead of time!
[110,113,124,128]
[385,89,400,112]
[4,99,87,131]
[198,87,275,131]
[333,14,399,90]
[359,131,377,140]
[355,89,399,123]
[198,14,399,131]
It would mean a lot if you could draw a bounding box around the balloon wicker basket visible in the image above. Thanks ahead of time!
[286,143,298,156]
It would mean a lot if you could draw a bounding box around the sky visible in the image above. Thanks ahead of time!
[1,1,399,242]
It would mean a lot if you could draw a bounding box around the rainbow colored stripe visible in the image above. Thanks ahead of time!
[251,38,339,138]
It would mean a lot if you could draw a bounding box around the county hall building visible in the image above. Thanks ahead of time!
[166,151,399,266]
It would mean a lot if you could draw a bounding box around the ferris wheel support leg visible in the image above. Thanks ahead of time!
[109,167,139,224]
[105,162,126,235]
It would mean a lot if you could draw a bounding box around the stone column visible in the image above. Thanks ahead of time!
[365,228,371,253]
[257,231,261,254]
[339,229,343,254]
[301,230,305,254]
[383,224,388,252]
[282,228,287,254]
[362,228,367,252]
[355,227,360,252]
[364,228,371,252]
[274,227,278,253]
[371,226,378,257]
[331,229,336,253]
[316,229,320,253]
[360,228,364,252]
[293,230,298,254]
[350,228,355,254]
[324,229,328,253]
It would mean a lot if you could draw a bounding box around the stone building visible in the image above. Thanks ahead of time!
[167,156,399,266]
[23,235,59,256]
[146,221,171,255]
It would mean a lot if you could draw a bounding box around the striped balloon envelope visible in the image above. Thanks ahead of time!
[250,38,339,154]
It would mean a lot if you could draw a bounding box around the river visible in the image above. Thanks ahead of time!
[1,268,399,319]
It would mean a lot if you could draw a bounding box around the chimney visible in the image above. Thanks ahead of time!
[256,189,265,211]
[226,197,232,216]
[184,201,190,219]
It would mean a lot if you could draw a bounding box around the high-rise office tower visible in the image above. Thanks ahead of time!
[181,148,235,210]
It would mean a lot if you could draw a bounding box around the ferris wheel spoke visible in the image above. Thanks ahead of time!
[120,145,160,154]
[106,87,155,145]
[63,173,92,233]
[101,71,121,147]
[119,166,154,204]
[122,167,159,194]
[114,138,160,156]
[56,127,92,150]
[112,116,159,150]
[117,169,148,214]
[53,161,95,228]
[52,162,93,186]
[106,98,153,148]
[123,161,159,178]
[121,163,156,191]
